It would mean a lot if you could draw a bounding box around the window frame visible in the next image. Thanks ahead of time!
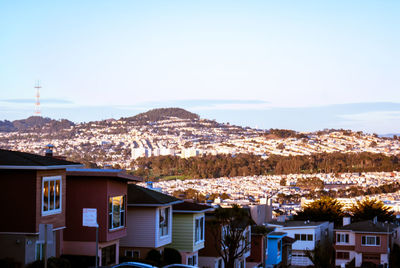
[336,251,350,260]
[41,176,62,216]
[361,235,380,246]
[336,233,350,244]
[159,207,170,237]
[108,195,126,231]
[195,215,205,244]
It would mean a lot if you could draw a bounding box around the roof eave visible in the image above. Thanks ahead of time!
[173,208,215,213]
[127,200,184,207]
[0,164,84,170]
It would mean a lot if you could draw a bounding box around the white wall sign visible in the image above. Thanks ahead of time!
[83,208,98,227]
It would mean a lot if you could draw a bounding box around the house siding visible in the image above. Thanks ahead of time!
[120,207,156,248]
[171,214,194,251]
[0,170,37,233]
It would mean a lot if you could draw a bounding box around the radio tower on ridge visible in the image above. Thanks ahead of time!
[34,81,41,116]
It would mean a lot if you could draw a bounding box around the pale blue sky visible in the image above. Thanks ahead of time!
[1,1,399,133]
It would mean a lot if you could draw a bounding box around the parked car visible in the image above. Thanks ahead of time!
[162,265,197,268]
[112,262,158,268]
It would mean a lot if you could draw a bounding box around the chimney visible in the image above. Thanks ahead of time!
[343,217,351,226]
[45,144,54,157]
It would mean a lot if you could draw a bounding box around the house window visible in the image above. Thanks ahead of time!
[195,216,205,243]
[102,244,116,266]
[159,207,170,237]
[125,250,140,259]
[336,251,350,260]
[337,233,349,243]
[188,255,197,266]
[35,242,44,261]
[361,236,380,246]
[42,176,62,216]
[295,234,312,241]
[109,196,125,230]
[217,259,223,268]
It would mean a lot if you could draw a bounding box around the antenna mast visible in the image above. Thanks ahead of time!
[34,81,41,116]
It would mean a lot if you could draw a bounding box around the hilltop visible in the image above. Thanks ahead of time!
[0,116,74,133]
[124,107,200,122]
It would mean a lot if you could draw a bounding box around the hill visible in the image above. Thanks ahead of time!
[124,107,200,123]
[0,116,75,133]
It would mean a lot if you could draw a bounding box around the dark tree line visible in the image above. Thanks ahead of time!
[132,152,400,180]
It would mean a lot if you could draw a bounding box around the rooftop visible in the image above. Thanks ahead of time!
[268,220,328,228]
[0,149,83,169]
[335,220,397,233]
[67,168,142,182]
[127,184,183,206]
[173,201,214,213]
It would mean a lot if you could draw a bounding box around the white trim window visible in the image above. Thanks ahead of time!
[109,196,125,230]
[159,207,170,237]
[195,216,205,243]
[188,254,197,266]
[337,233,349,243]
[361,235,380,246]
[42,176,62,216]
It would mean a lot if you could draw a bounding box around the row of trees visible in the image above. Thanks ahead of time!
[132,152,400,180]
[295,197,395,226]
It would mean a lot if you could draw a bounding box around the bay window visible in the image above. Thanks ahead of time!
[195,216,205,243]
[109,196,125,230]
[159,207,170,237]
[42,176,62,216]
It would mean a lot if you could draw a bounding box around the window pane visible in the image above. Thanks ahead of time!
[301,234,306,241]
[55,180,61,209]
[201,217,204,240]
[345,234,349,243]
[362,236,366,244]
[43,181,49,211]
[295,234,300,240]
[376,236,380,245]
[49,180,55,210]
[307,234,313,241]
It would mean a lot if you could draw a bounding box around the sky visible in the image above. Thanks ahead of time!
[1,1,399,134]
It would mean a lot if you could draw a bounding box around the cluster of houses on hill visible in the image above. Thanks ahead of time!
[1,148,400,268]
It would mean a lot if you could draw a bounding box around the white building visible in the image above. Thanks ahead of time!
[266,220,333,266]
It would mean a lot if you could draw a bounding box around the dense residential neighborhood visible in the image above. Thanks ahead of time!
[0,110,399,169]
[1,148,400,268]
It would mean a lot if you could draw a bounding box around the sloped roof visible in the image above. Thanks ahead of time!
[335,220,397,233]
[67,168,142,182]
[0,149,83,169]
[127,184,183,206]
[173,201,214,213]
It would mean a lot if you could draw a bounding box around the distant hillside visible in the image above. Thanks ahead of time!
[0,116,75,132]
[124,108,200,122]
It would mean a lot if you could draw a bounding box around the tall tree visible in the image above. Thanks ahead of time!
[210,205,254,268]
[350,197,395,222]
[294,197,345,226]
